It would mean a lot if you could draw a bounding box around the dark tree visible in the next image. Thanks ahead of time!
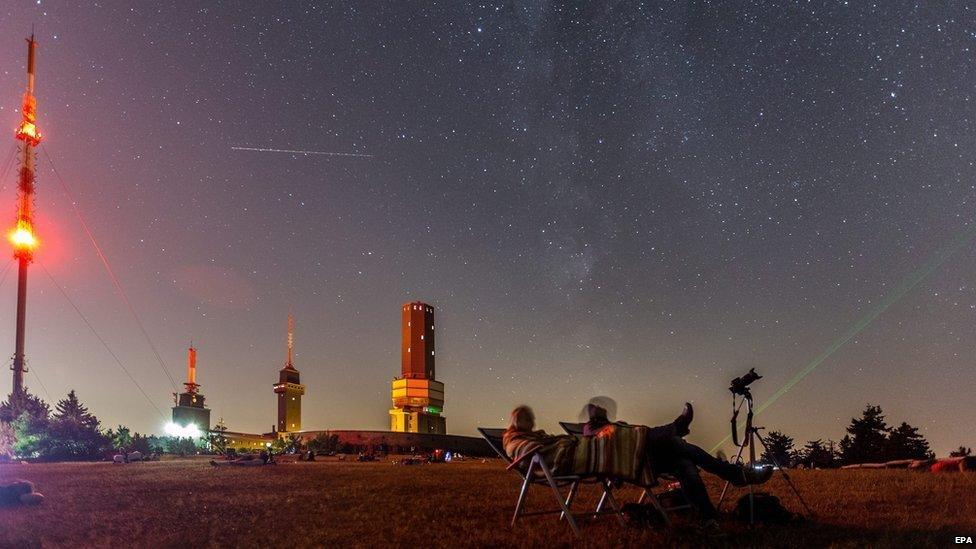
[9,412,52,459]
[271,433,303,454]
[886,422,933,460]
[208,418,229,455]
[131,434,165,455]
[840,404,889,464]
[1,391,51,459]
[801,439,836,469]
[130,433,152,454]
[307,431,330,454]
[165,436,201,455]
[0,391,50,423]
[109,425,133,452]
[760,430,797,467]
[46,390,107,460]
[950,446,972,458]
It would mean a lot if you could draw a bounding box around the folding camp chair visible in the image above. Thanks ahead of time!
[477,427,625,536]
[559,421,694,526]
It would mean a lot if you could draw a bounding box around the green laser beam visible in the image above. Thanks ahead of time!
[710,222,976,454]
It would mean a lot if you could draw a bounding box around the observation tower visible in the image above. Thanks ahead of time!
[390,301,446,434]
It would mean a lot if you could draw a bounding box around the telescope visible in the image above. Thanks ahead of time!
[729,368,762,396]
[719,367,812,523]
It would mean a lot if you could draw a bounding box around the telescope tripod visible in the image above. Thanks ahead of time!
[716,391,813,524]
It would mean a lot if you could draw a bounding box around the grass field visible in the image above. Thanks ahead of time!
[1,458,974,547]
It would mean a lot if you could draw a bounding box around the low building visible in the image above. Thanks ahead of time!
[223,430,274,451]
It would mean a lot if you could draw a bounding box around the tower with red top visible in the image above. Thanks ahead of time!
[171,345,211,432]
[9,34,42,397]
[390,301,446,434]
[274,315,304,432]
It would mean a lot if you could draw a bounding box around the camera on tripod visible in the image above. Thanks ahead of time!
[719,366,812,522]
[729,368,762,396]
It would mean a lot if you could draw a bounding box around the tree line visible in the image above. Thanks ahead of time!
[0,390,204,461]
[757,403,967,468]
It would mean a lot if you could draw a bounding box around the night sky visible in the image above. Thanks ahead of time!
[1,2,974,455]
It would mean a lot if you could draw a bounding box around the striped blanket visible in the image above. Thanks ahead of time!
[503,424,656,486]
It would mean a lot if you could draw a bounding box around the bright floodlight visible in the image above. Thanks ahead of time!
[165,422,201,438]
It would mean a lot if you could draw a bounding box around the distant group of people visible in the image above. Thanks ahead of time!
[210,450,274,467]
[503,402,773,532]
[112,450,157,463]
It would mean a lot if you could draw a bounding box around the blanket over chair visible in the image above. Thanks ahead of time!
[504,424,656,486]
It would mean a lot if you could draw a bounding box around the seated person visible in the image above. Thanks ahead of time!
[503,404,771,529]
[585,402,772,526]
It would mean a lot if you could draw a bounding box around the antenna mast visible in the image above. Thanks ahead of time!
[286,314,294,367]
[10,34,42,397]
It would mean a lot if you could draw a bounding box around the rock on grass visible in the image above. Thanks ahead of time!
[0,480,35,506]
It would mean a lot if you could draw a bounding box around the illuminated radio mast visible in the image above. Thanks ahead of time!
[9,34,42,397]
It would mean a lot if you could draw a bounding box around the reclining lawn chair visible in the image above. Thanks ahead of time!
[478,427,625,536]
[559,421,694,526]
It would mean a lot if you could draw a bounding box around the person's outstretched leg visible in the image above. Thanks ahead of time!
[670,437,773,486]
[672,439,742,480]
[668,458,719,520]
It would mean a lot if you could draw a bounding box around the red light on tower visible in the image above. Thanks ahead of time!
[8,220,38,254]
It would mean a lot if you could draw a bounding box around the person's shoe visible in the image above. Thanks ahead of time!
[673,402,694,436]
[743,464,774,485]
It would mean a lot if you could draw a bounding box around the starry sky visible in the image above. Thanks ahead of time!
[0,2,974,455]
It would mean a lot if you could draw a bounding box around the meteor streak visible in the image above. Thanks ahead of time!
[230,146,373,157]
[710,222,976,454]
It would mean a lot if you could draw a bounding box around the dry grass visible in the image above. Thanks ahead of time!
[1,458,974,548]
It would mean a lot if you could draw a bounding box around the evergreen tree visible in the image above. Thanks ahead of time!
[801,439,835,468]
[760,430,797,467]
[208,418,229,455]
[886,422,933,460]
[840,404,889,464]
[110,425,133,452]
[307,431,329,454]
[165,436,200,455]
[826,440,839,467]
[46,390,107,460]
[0,390,50,423]
[285,433,303,453]
[950,446,972,458]
[52,391,98,428]
[307,432,340,455]
[145,435,166,454]
[131,433,153,454]
[10,412,51,458]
